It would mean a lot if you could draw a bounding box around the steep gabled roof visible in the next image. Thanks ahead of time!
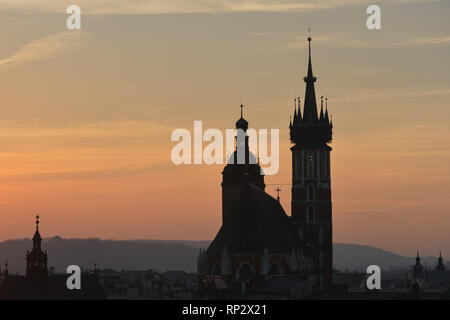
[207,183,302,254]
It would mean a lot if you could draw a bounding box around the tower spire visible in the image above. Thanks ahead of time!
[297,97,302,120]
[303,31,318,123]
[320,96,324,121]
[307,29,313,79]
[294,98,297,119]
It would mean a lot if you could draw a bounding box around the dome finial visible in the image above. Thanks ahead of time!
[235,104,248,131]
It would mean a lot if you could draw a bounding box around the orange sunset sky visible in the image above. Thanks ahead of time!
[0,0,449,258]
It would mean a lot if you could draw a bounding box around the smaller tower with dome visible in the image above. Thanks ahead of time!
[26,215,48,280]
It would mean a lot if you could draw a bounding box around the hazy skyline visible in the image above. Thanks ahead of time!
[0,0,449,258]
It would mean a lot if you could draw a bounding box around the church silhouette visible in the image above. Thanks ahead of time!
[198,36,334,296]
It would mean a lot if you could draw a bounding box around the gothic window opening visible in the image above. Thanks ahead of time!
[268,263,282,276]
[211,264,221,276]
[307,206,315,222]
[308,229,315,244]
[307,185,314,200]
[318,228,324,244]
[307,151,314,178]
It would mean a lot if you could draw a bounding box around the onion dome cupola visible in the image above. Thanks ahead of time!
[235,104,249,132]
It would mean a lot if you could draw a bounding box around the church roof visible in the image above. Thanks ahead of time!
[207,183,302,255]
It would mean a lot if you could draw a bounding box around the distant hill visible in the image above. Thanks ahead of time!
[0,237,440,274]
[0,237,201,274]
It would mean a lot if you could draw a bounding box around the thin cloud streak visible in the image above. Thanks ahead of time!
[333,87,450,102]
[0,31,89,71]
[0,0,441,14]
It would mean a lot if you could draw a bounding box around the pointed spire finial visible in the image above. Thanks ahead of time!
[297,97,302,120]
[36,214,40,230]
[307,28,312,68]
[240,104,243,118]
[320,96,324,121]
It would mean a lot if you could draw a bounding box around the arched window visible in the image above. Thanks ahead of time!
[307,185,314,200]
[237,263,255,284]
[319,251,324,268]
[307,151,314,178]
[307,206,315,222]
[237,263,255,294]
[211,264,221,276]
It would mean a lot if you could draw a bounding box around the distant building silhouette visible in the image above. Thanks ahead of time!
[413,251,424,279]
[0,217,105,300]
[26,215,48,281]
[198,35,333,297]
[436,252,445,271]
[408,251,450,293]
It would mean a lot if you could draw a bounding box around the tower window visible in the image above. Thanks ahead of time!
[319,251,324,268]
[308,230,315,244]
[307,185,314,200]
[307,151,314,178]
[307,206,315,222]
[211,264,221,276]
[318,228,324,244]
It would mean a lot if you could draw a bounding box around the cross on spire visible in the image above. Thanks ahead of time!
[36,214,40,230]
[275,187,282,202]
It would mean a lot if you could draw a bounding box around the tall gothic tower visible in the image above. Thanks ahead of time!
[26,215,48,279]
[289,36,333,291]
